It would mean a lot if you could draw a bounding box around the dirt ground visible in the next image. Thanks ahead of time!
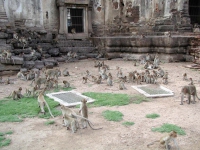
[0,59,200,150]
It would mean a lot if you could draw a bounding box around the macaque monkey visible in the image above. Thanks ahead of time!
[94,60,102,68]
[19,36,27,49]
[13,31,18,40]
[34,77,47,89]
[96,75,102,84]
[26,86,37,97]
[17,71,25,80]
[4,50,15,64]
[158,68,165,77]
[86,70,90,77]
[63,80,70,88]
[147,131,179,150]
[91,76,97,82]
[45,68,61,80]
[82,77,88,84]
[128,72,134,83]
[26,70,35,80]
[5,77,12,85]
[0,76,3,84]
[71,28,76,34]
[188,78,193,85]
[79,99,103,130]
[133,61,137,66]
[37,88,54,118]
[102,61,109,70]
[9,87,23,100]
[146,53,151,62]
[119,80,127,90]
[135,73,141,85]
[62,68,70,76]
[63,113,79,133]
[164,31,171,37]
[162,72,168,85]
[36,46,43,54]
[144,61,149,69]
[60,105,95,128]
[180,85,200,105]
[107,73,113,86]
[153,54,160,69]
[182,73,187,81]
[117,68,123,78]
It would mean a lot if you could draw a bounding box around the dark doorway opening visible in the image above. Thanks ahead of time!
[189,0,200,25]
[67,8,84,33]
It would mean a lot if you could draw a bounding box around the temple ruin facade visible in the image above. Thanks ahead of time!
[0,0,200,73]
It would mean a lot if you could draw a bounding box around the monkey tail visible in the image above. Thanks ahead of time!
[147,140,160,147]
[87,121,103,130]
[196,93,200,100]
[44,100,54,118]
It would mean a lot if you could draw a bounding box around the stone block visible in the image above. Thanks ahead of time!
[23,54,33,61]
[0,56,23,65]
[22,61,35,69]
[48,48,60,56]
[0,32,8,39]
[0,71,18,76]
[0,63,21,71]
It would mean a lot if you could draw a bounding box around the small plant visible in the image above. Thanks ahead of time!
[130,94,150,104]
[122,121,135,126]
[146,113,160,119]
[102,110,123,122]
[152,123,186,135]
[83,92,130,107]
[0,131,13,148]
[44,120,55,125]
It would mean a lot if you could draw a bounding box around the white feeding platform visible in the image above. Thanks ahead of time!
[46,90,95,106]
[132,85,174,98]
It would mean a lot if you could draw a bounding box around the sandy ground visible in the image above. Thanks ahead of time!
[0,59,200,150]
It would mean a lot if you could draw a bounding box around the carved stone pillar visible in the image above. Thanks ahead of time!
[59,6,64,34]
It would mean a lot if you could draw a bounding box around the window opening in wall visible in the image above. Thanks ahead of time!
[67,8,84,33]
[189,0,200,25]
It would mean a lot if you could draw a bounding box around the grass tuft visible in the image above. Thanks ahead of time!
[44,120,55,125]
[122,121,135,126]
[83,92,130,107]
[130,94,150,104]
[0,131,13,148]
[102,110,123,122]
[146,113,160,119]
[152,123,186,135]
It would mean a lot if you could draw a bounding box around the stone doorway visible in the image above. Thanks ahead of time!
[189,0,200,25]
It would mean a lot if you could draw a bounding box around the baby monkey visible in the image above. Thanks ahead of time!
[9,87,23,100]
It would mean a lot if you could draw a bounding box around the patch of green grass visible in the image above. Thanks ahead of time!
[0,96,61,122]
[0,139,11,147]
[0,131,13,148]
[44,120,55,125]
[130,94,150,104]
[146,113,160,119]
[102,110,123,122]
[122,121,135,126]
[83,92,130,107]
[152,123,186,135]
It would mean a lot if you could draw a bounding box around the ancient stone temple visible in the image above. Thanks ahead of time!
[0,0,200,73]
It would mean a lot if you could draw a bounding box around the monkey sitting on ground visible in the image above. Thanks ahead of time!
[107,73,113,86]
[62,68,70,76]
[182,73,187,81]
[79,99,103,130]
[147,131,179,150]
[180,85,200,105]
[37,88,54,118]
[26,86,38,97]
[9,87,23,100]
[63,80,70,88]
[188,78,193,85]
[119,80,127,90]
[63,113,79,133]
[82,77,88,84]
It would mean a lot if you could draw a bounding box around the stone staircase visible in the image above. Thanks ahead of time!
[0,0,8,25]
